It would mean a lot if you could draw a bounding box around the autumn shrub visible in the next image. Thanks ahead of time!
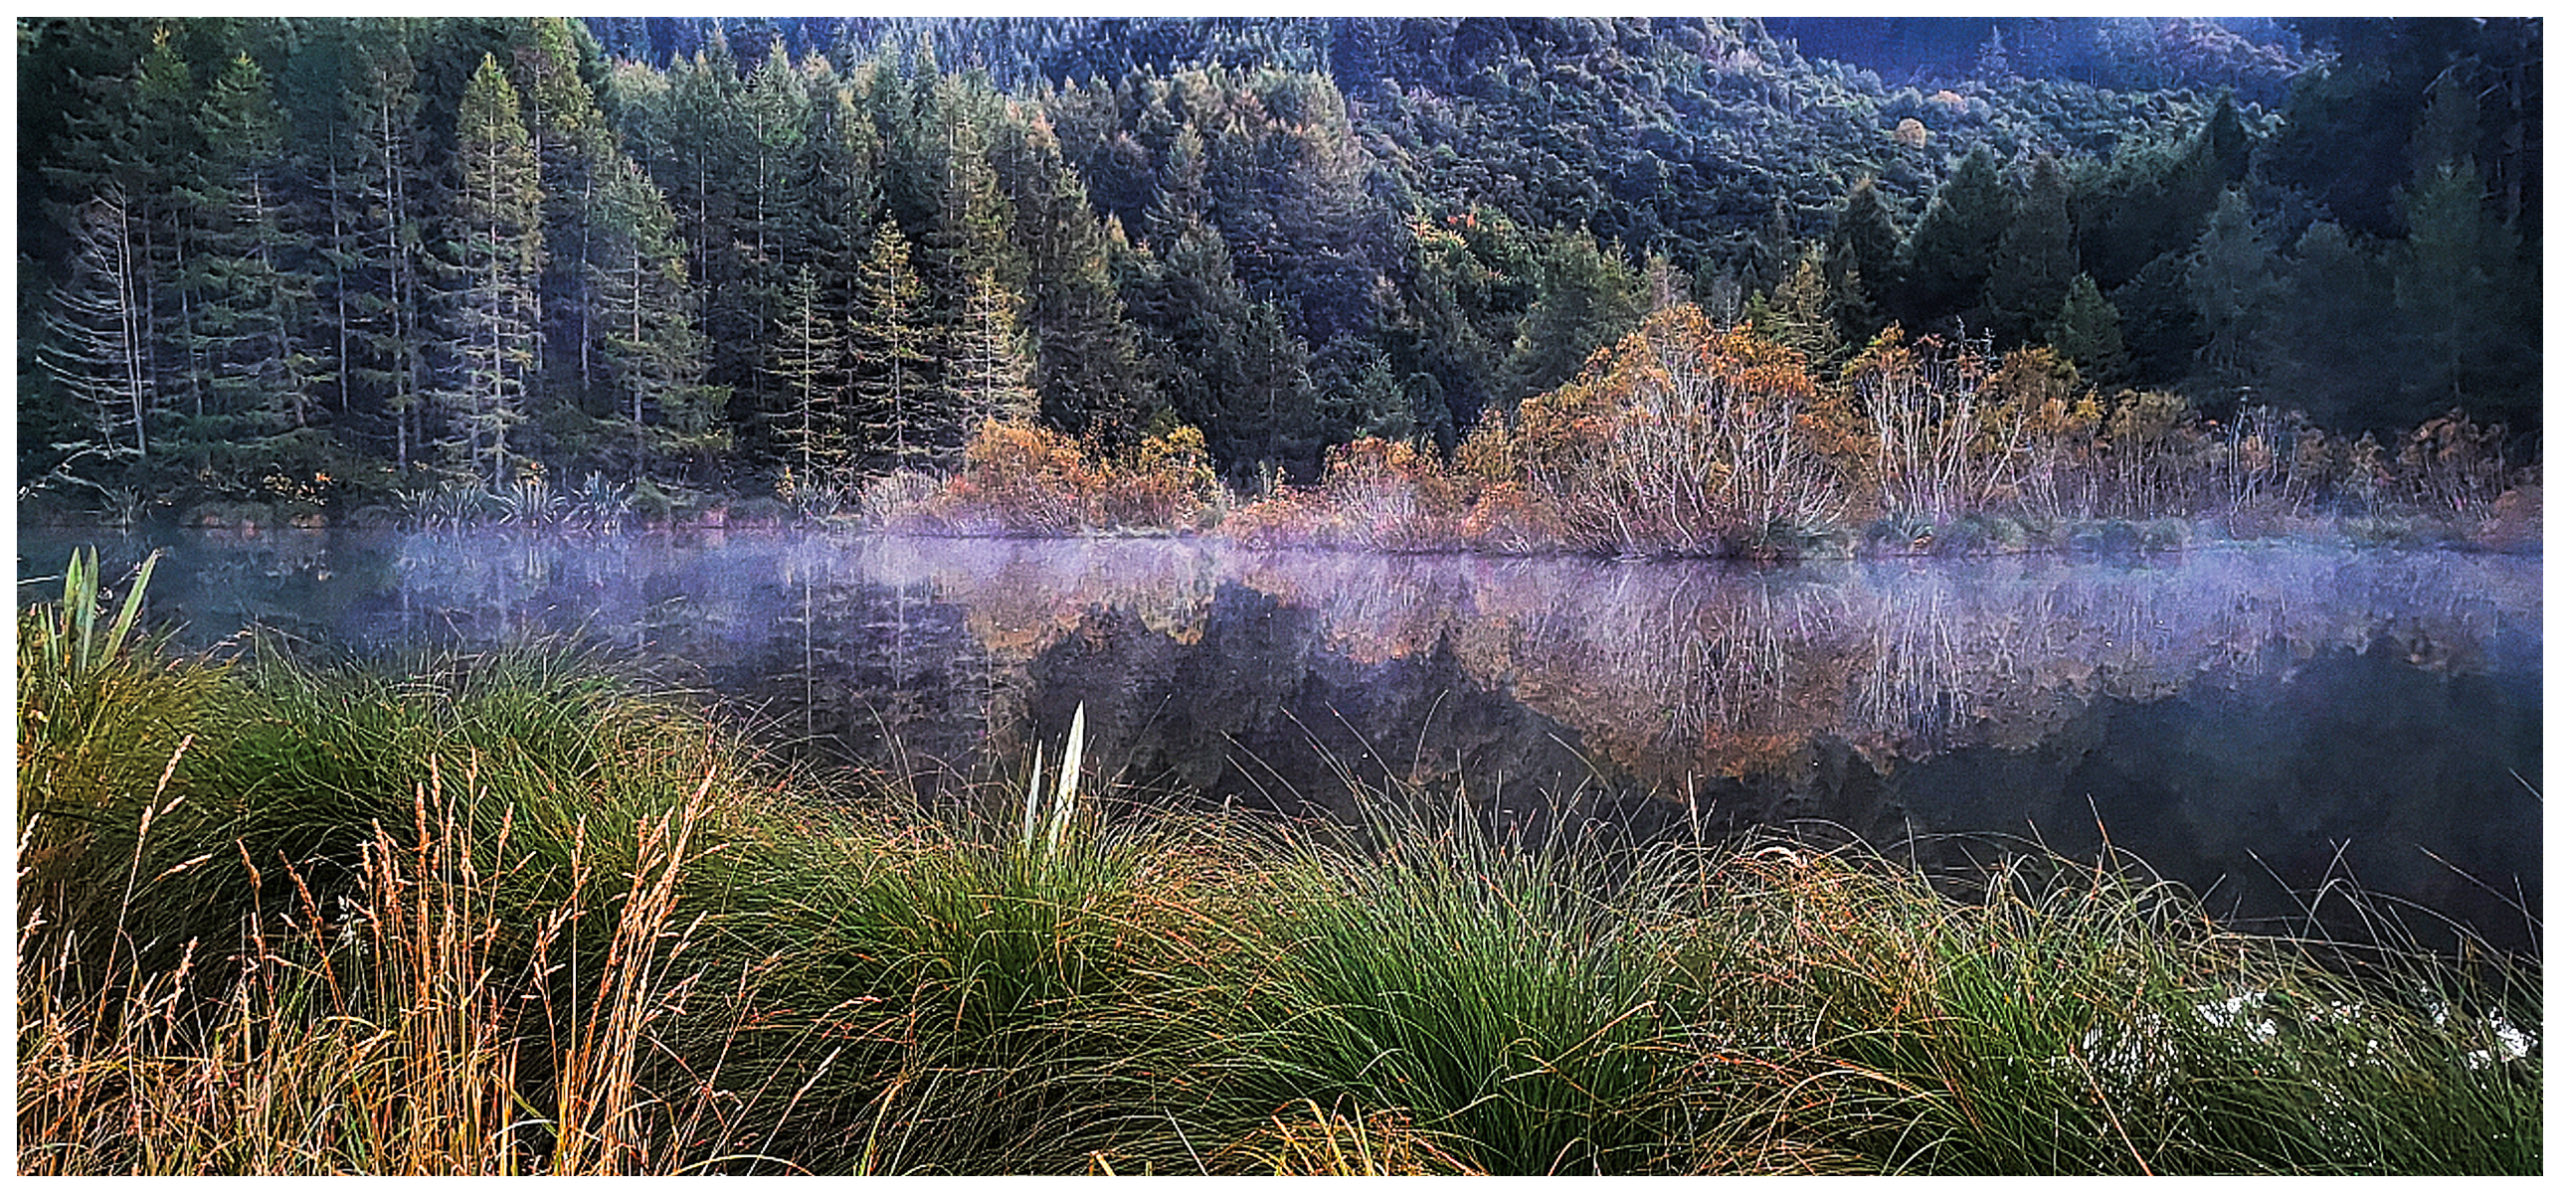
[929,419,1096,534]
[1851,329,2027,522]
[860,467,943,527]
[1510,304,1861,557]
[1259,438,1469,551]
[1089,423,1220,530]
[2391,409,2524,523]
[906,419,1218,536]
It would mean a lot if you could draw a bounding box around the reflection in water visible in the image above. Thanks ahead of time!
[17,528,2541,949]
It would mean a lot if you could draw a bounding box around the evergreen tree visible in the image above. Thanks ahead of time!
[520,16,612,408]
[1747,248,1847,370]
[1983,154,2076,345]
[846,220,934,473]
[1503,225,1643,403]
[1219,297,1325,483]
[2075,96,2253,290]
[2112,253,2203,390]
[946,270,1041,439]
[1010,148,1159,447]
[2390,82,2534,424]
[195,51,318,441]
[1118,203,1323,480]
[1824,177,1902,342]
[1319,344,1420,446]
[2184,188,2276,401]
[2268,222,2396,431]
[768,264,849,481]
[131,28,213,425]
[929,83,1022,307]
[800,59,884,319]
[439,53,545,486]
[1894,144,2011,330]
[656,38,748,412]
[592,151,725,480]
[339,21,434,472]
[2048,273,2129,386]
[728,41,814,431]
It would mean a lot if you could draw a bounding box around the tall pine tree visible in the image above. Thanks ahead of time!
[438,53,544,486]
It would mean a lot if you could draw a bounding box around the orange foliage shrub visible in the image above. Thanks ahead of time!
[1094,423,1220,529]
[1848,327,2036,522]
[936,419,1096,533]
[1508,304,1860,556]
[1224,437,1470,552]
[1456,481,1563,553]
[2395,408,2515,516]
[915,418,1218,535]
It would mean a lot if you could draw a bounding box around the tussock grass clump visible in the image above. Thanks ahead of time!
[1669,843,2541,1174]
[1185,798,1714,1175]
[16,554,2540,1174]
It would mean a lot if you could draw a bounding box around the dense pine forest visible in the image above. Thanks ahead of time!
[16,16,2541,531]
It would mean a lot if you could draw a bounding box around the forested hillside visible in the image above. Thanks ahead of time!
[17,16,2540,522]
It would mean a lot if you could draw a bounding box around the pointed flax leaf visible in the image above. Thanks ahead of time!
[103,551,159,663]
[66,548,97,675]
[1024,741,1045,851]
[1050,703,1085,853]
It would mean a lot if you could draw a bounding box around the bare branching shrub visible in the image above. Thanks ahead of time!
[911,419,1220,536]
[1514,305,1858,556]
[1851,328,2029,522]
[861,468,944,528]
[2393,409,2516,518]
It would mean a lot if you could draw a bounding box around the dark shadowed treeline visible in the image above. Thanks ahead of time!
[17,17,2539,526]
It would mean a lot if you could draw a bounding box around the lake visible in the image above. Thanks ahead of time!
[17,527,2543,952]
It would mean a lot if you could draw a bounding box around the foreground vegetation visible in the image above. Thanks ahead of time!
[19,552,2540,1174]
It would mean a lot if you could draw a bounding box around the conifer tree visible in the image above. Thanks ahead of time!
[1503,225,1643,403]
[2268,222,2395,430]
[846,220,934,473]
[658,37,748,409]
[440,53,544,486]
[946,270,1041,440]
[1013,154,1159,447]
[2184,188,2276,400]
[2049,273,2129,386]
[1983,154,2077,345]
[520,17,612,405]
[1895,144,2012,329]
[196,51,317,438]
[1747,248,1847,370]
[340,22,433,472]
[593,152,724,479]
[1824,177,1902,342]
[930,88,1021,307]
[769,264,849,482]
[2391,81,2532,422]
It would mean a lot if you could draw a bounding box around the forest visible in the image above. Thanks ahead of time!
[15,16,2543,538]
[15,18,2545,1176]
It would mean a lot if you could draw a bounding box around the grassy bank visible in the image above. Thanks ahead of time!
[18,555,2540,1174]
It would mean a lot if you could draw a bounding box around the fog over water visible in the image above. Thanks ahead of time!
[19,528,2542,950]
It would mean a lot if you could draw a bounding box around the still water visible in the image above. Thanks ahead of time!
[18,527,2542,950]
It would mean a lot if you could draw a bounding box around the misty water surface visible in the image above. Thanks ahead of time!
[19,528,2542,950]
